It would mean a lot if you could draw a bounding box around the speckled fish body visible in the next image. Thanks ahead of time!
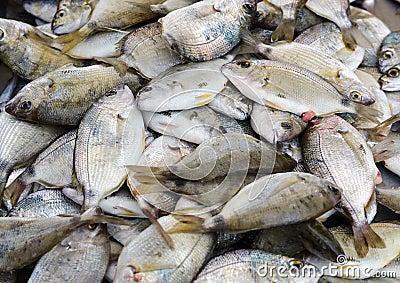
[75,86,145,210]
[5,64,144,125]
[0,18,85,81]
[27,223,110,283]
[161,0,256,61]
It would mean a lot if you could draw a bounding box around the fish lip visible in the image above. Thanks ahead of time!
[361,96,375,106]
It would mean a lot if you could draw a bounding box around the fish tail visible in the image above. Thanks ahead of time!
[55,23,96,53]
[239,28,259,54]
[271,18,296,42]
[150,4,168,15]
[2,178,27,210]
[341,28,358,51]
[93,57,128,77]
[127,165,173,180]
[352,221,385,258]
[168,214,205,233]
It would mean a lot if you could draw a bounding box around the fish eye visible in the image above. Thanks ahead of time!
[0,28,5,41]
[87,224,98,230]
[236,60,251,68]
[242,3,255,14]
[387,68,399,78]
[328,184,339,193]
[255,11,263,18]
[106,89,117,96]
[19,101,32,112]
[56,10,66,18]
[382,50,393,60]
[289,259,304,269]
[350,91,362,102]
[281,122,292,130]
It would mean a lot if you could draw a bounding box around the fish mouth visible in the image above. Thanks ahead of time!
[361,96,375,106]
[4,102,15,116]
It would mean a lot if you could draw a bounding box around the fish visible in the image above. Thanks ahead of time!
[306,0,357,50]
[379,32,400,73]
[28,223,110,283]
[99,188,146,218]
[0,206,128,272]
[250,102,307,144]
[349,6,391,67]
[375,165,400,214]
[222,59,359,122]
[107,218,151,246]
[97,22,185,79]
[216,113,258,137]
[302,115,385,258]
[242,32,376,106]
[51,0,93,35]
[129,133,296,182]
[294,22,365,71]
[305,222,400,279]
[0,18,86,81]
[5,64,144,125]
[255,1,324,33]
[208,82,253,120]
[141,107,224,144]
[7,190,80,218]
[75,85,145,210]
[379,64,400,92]
[150,0,199,14]
[53,0,162,52]
[372,131,400,177]
[193,249,320,283]
[23,0,58,22]
[161,0,256,61]
[4,130,77,208]
[0,106,66,197]
[136,53,234,112]
[268,0,308,42]
[168,172,341,234]
[114,214,216,283]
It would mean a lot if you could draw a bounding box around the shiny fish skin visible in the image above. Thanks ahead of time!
[51,0,93,35]
[0,106,66,197]
[23,0,58,22]
[379,32,400,73]
[269,0,307,42]
[99,188,146,218]
[7,190,80,218]
[107,218,151,246]
[302,115,385,258]
[0,18,85,81]
[114,215,216,283]
[250,102,307,144]
[136,54,234,112]
[28,224,110,283]
[222,59,358,121]
[161,0,256,61]
[75,86,145,210]
[379,64,400,92]
[0,206,126,272]
[107,22,186,79]
[194,249,319,283]
[142,107,224,144]
[5,64,144,125]
[169,172,341,234]
[294,22,365,71]
[150,0,199,14]
[130,133,295,182]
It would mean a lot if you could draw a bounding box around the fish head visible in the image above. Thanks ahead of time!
[0,19,29,50]
[378,48,399,74]
[215,0,256,23]
[275,115,307,143]
[51,1,92,35]
[379,65,400,92]
[4,76,56,122]
[345,82,376,106]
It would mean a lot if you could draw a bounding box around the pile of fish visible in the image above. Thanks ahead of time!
[0,0,400,282]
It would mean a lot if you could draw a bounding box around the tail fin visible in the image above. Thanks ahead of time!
[126,165,173,180]
[352,222,385,258]
[168,214,205,233]
[2,179,28,210]
[239,28,259,54]
[371,138,395,162]
[93,57,128,77]
[271,18,296,43]
[341,28,358,51]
